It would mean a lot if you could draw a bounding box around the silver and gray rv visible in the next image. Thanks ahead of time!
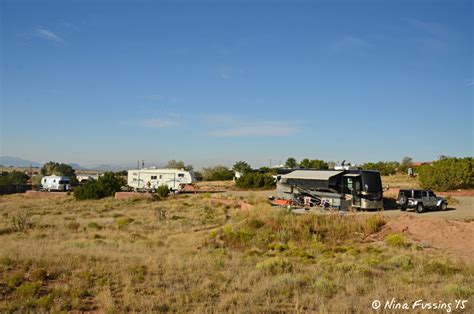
[276,169,383,210]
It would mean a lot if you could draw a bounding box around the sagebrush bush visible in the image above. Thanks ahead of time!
[74,172,125,200]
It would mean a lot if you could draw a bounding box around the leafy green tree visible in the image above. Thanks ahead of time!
[74,172,125,200]
[299,158,329,170]
[418,157,473,191]
[232,161,252,174]
[285,157,297,169]
[41,162,78,186]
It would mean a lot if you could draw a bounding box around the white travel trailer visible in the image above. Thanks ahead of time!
[127,168,196,191]
[41,175,71,191]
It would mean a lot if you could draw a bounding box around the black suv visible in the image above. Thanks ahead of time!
[397,189,448,213]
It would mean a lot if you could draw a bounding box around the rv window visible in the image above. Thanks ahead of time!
[428,191,435,197]
[422,191,428,197]
[178,174,184,178]
[413,191,422,198]
[159,175,162,179]
[53,180,56,183]
[133,178,137,181]
[151,176,157,180]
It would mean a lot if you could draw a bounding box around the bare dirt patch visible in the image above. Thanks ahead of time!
[24,191,68,198]
[381,214,474,261]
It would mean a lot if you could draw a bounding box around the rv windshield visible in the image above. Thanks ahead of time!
[361,171,382,193]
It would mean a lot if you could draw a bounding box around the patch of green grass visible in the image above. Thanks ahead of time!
[87,222,102,230]
[15,282,41,298]
[116,217,134,229]
[385,234,407,247]
[444,283,473,298]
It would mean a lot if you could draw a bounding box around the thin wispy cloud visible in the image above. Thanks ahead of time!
[143,118,178,128]
[34,27,64,43]
[204,114,299,137]
[329,36,373,54]
[404,18,451,38]
[466,79,474,87]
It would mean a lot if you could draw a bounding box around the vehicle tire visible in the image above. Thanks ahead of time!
[415,203,424,213]
[400,206,406,211]
[439,202,447,211]
[399,195,408,207]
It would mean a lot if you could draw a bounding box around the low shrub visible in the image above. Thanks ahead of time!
[256,257,292,274]
[156,185,170,198]
[424,260,459,276]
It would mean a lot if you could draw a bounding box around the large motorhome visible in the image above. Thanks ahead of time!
[41,175,71,191]
[127,168,196,191]
[276,169,383,210]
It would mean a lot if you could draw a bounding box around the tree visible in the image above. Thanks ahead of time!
[361,161,399,176]
[285,157,297,169]
[232,161,252,174]
[165,160,185,169]
[399,156,413,174]
[0,171,29,185]
[418,157,473,191]
[201,166,234,181]
[299,158,329,170]
[41,161,78,186]
[165,160,193,171]
[402,156,413,166]
[74,172,126,200]
[235,173,275,189]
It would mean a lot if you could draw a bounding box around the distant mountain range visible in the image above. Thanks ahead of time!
[0,156,137,171]
[0,156,42,167]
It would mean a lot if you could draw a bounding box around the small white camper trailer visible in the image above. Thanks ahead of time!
[41,175,71,191]
[127,168,196,191]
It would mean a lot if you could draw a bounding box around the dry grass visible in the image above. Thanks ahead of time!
[0,193,472,312]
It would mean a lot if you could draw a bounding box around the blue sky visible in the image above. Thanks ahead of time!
[1,0,473,169]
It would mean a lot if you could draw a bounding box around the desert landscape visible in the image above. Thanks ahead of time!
[0,174,473,312]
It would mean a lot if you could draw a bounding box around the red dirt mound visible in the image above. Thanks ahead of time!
[382,215,474,260]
